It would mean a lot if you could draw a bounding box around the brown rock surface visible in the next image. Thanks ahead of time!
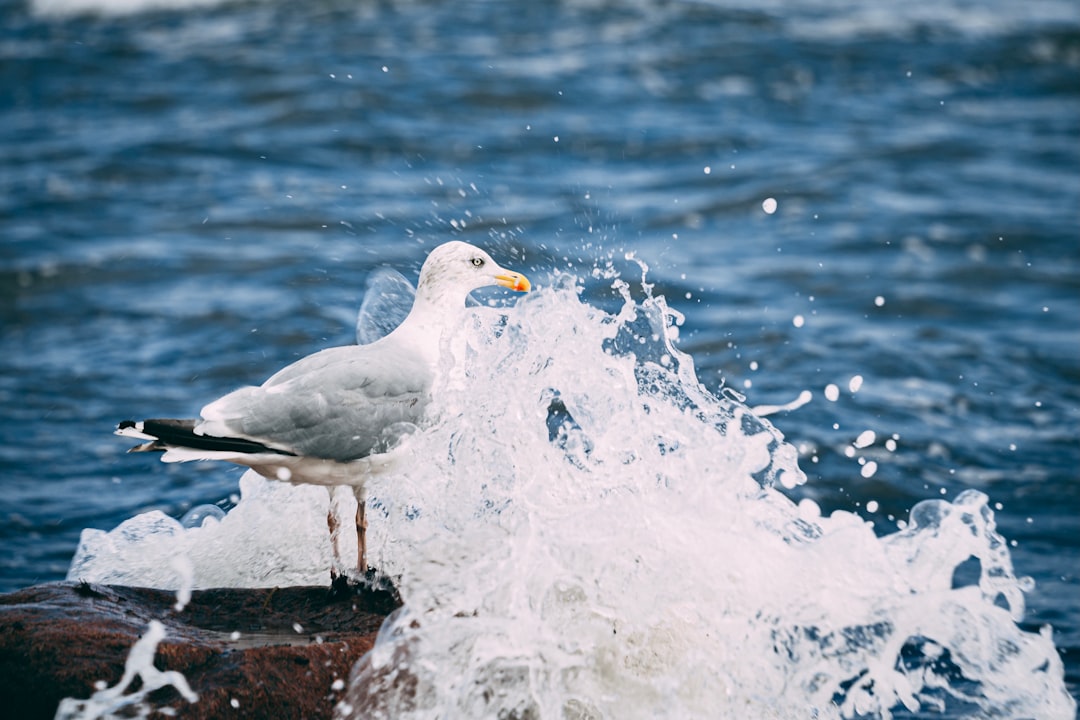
[0,580,400,719]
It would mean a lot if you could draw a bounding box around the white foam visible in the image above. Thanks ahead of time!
[690,0,1080,40]
[337,272,1074,718]
[67,471,333,588]
[31,0,230,17]
[71,266,1075,718]
[55,620,198,719]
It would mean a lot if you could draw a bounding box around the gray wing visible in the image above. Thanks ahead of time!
[198,343,432,462]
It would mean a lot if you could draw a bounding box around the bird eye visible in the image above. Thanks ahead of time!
[471,257,485,267]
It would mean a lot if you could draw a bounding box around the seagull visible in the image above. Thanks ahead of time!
[117,241,531,581]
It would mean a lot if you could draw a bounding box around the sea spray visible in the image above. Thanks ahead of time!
[68,264,1075,718]
[67,471,333,588]
[54,620,198,719]
[339,270,1074,719]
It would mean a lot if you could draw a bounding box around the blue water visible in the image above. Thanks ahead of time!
[2,0,1078,712]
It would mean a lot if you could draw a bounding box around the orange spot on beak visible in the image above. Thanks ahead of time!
[495,272,531,293]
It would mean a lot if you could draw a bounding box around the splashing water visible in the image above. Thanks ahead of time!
[340,267,1073,719]
[69,262,1074,719]
[356,268,417,346]
[54,620,198,719]
[68,472,333,588]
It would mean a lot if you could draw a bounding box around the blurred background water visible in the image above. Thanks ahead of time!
[1,0,1078,709]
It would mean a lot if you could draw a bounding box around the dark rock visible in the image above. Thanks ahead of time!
[0,580,400,719]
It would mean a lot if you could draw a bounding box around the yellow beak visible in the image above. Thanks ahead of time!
[495,271,531,293]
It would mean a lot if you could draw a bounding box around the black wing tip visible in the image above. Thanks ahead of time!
[116,417,296,457]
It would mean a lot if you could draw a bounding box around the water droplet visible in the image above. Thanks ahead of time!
[180,505,225,529]
[854,430,876,448]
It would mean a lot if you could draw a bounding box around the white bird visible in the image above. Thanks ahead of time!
[117,240,531,581]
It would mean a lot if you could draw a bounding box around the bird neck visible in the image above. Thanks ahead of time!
[388,290,465,367]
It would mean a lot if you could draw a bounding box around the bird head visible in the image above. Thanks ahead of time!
[417,241,531,301]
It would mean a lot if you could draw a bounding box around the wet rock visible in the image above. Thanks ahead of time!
[0,580,400,719]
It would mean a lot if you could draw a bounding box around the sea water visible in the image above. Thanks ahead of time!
[68,262,1075,719]
[55,620,198,720]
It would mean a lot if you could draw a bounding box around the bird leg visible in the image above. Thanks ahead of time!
[327,486,352,580]
[355,489,368,576]
[326,486,368,582]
